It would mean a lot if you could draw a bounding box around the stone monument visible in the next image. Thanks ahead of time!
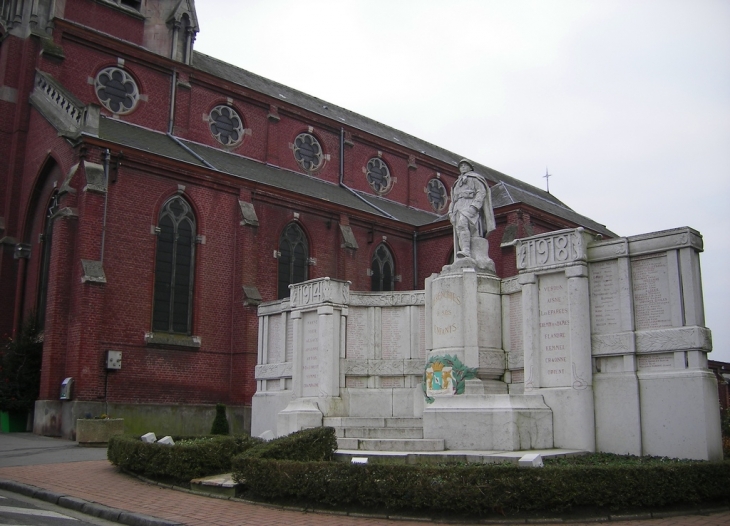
[446,159,496,273]
[422,162,554,451]
[250,170,722,460]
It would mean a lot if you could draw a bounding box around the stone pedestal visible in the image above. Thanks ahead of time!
[422,266,546,451]
[422,394,553,450]
[425,267,506,387]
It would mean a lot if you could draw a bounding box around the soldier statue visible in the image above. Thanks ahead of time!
[447,159,496,273]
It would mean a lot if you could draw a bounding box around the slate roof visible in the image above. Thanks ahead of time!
[97,118,440,227]
[192,52,615,237]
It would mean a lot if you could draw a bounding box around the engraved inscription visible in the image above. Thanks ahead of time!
[268,315,283,364]
[590,260,621,334]
[539,273,571,387]
[638,353,674,369]
[632,256,672,330]
[508,292,523,353]
[301,313,319,397]
[380,376,405,388]
[432,288,461,345]
[285,317,293,362]
[417,307,426,359]
[517,229,585,270]
[346,308,367,359]
[382,308,407,360]
[345,376,367,388]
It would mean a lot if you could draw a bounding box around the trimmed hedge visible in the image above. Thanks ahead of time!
[233,459,730,515]
[237,426,337,462]
[108,434,262,484]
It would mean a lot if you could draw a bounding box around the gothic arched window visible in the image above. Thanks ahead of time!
[152,196,196,334]
[278,223,309,299]
[371,243,394,292]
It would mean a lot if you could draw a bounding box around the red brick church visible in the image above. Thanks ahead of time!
[0,0,613,437]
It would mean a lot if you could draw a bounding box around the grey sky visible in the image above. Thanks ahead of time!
[194,0,730,361]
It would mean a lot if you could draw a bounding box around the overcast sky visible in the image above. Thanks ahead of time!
[194,0,730,362]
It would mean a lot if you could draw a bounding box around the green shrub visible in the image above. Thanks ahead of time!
[236,426,337,462]
[210,403,230,435]
[108,434,261,484]
[234,458,730,516]
[0,315,42,413]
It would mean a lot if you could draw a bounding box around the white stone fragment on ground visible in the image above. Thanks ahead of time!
[158,436,175,446]
[141,432,157,443]
[258,429,275,441]
[518,453,544,468]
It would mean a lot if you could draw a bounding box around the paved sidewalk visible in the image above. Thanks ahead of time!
[0,434,728,525]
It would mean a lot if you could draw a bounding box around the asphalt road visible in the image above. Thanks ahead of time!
[0,489,117,525]
[0,434,107,468]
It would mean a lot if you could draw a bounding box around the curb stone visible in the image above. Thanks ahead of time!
[0,479,181,526]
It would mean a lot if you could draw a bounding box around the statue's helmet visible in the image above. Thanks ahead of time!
[458,159,474,172]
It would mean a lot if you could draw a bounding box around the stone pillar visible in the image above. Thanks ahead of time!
[516,228,596,451]
[276,278,348,436]
[624,228,721,461]
[588,238,642,456]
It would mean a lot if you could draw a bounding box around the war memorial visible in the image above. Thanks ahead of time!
[252,160,722,462]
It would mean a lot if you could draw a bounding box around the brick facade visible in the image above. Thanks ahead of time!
[0,0,613,436]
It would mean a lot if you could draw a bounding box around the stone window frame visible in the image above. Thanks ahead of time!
[277,222,309,299]
[152,195,197,335]
[426,177,448,213]
[366,157,394,195]
[371,242,395,292]
[208,104,245,147]
[293,132,325,173]
[94,66,140,115]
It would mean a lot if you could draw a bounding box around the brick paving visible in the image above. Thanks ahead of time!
[0,460,729,526]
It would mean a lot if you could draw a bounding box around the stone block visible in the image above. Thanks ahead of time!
[75,419,124,445]
[518,453,543,468]
[141,432,156,443]
[157,435,174,445]
[423,394,553,451]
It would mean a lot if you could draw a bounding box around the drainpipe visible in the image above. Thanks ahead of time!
[338,128,396,220]
[100,149,110,263]
[412,231,418,289]
[168,69,177,134]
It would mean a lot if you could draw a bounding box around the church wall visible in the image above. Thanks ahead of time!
[183,77,270,161]
[62,0,146,47]
[54,36,173,133]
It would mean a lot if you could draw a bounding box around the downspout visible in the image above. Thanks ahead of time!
[100,149,110,263]
[168,69,177,134]
[338,128,396,220]
[412,231,418,289]
[167,133,217,170]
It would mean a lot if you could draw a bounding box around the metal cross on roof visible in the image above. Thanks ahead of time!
[543,167,552,193]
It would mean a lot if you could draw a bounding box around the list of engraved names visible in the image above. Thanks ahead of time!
[632,256,672,330]
[539,273,571,387]
[382,308,407,360]
[589,260,621,334]
[301,313,319,396]
[346,308,367,359]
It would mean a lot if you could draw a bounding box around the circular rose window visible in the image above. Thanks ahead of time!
[94,67,139,114]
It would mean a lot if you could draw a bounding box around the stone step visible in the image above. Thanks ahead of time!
[337,437,444,452]
[343,427,423,439]
[324,417,423,429]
